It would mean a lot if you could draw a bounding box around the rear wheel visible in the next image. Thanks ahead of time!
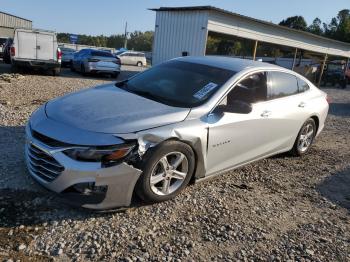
[290,118,316,156]
[136,141,195,203]
[112,72,120,78]
[52,68,60,76]
[81,64,87,76]
[136,61,143,67]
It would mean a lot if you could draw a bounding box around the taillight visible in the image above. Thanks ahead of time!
[114,58,121,65]
[10,46,15,56]
[88,58,100,62]
[57,49,62,60]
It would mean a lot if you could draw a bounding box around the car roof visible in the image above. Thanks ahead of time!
[174,56,283,72]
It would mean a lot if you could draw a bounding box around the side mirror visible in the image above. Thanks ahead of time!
[215,100,252,114]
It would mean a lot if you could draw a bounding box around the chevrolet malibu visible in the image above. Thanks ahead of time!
[25,57,329,210]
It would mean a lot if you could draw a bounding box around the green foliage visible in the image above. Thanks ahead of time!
[280,10,350,43]
[279,16,308,31]
[57,31,154,51]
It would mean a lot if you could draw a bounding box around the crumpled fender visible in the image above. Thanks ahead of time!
[116,119,208,179]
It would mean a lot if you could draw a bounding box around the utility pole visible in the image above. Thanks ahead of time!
[124,22,128,49]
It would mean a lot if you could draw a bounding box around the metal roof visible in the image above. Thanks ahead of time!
[150,6,350,49]
[0,11,32,22]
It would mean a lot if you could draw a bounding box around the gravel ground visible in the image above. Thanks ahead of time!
[0,64,349,261]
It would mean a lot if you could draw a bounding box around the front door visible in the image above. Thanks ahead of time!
[206,72,272,174]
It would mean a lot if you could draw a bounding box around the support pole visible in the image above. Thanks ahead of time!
[318,54,328,88]
[252,40,258,61]
[344,58,349,76]
[291,48,298,71]
[123,22,128,49]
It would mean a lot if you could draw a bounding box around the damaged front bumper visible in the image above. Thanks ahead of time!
[24,124,142,210]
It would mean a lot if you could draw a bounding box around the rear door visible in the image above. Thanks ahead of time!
[36,32,55,61]
[17,30,36,59]
[259,71,308,150]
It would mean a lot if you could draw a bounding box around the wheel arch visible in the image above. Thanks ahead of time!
[143,137,205,183]
[310,115,320,134]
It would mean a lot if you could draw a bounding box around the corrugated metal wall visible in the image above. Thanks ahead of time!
[152,11,209,65]
[0,12,32,37]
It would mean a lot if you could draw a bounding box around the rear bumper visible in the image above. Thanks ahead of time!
[24,123,142,210]
[13,59,61,70]
[86,62,120,74]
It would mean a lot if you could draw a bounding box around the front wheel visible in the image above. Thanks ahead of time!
[136,61,143,67]
[136,141,195,203]
[290,118,316,156]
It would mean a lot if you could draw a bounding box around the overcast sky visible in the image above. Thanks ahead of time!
[0,0,349,36]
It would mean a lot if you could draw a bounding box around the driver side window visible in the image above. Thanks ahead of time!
[221,72,268,106]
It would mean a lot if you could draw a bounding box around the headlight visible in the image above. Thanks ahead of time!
[64,144,135,163]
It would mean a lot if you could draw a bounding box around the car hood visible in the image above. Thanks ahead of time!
[45,84,190,134]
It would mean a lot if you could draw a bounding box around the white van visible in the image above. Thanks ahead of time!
[117,51,147,67]
[10,28,61,75]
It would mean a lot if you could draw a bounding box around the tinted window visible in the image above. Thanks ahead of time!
[116,60,235,108]
[226,73,267,105]
[269,72,298,99]
[297,78,310,93]
[91,51,113,57]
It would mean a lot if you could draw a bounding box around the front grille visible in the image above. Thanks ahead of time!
[27,143,64,182]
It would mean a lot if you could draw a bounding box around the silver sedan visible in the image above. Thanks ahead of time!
[71,49,121,78]
[25,56,329,210]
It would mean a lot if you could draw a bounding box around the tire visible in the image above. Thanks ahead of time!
[81,64,86,76]
[112,72,120,78]
[290,118,317,156]
[136,61,143,67]
[52,68,60,76]
[11,64,19,73]
[136,140,195,203]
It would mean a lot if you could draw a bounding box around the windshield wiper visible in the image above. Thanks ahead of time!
[115,79,129,89]
[130,90,167,102]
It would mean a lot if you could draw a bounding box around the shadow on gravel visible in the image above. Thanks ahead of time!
[318,167,350,211]
[329,103,350,117]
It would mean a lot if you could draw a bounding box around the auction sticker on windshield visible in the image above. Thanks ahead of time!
[193,82,218,99]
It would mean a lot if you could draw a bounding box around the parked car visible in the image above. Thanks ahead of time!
[2,38,13,64]
[10,28,61,76]
[25,57,329,210]
[0,37,8,58]
[60,47,76,67]
[320,62,348,89]
[71,49,120,77]
[117,51,147,66]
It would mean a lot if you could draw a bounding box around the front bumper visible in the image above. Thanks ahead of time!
[24,124,141,210]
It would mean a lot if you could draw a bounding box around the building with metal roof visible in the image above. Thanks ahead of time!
[0,11,32,38]
[150,6,350,85]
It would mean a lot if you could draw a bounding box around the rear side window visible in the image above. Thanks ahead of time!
[297,78,310,93]
[268,72,298,99]
[91,51,113,57]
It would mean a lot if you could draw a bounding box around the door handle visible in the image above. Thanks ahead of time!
[261,110,272,118]
[298,102,307,108]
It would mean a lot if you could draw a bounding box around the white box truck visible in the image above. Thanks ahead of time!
[10,28,61,76]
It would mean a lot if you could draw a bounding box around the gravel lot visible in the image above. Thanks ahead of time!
[0,63,349,261]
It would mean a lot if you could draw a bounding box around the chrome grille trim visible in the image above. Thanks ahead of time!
[27,143,64,182]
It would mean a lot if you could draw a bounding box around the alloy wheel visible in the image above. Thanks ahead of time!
[297,123,314,153]
[150,152,189,196]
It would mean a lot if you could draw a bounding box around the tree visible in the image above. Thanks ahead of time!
[279,16,308,31]
[308,18,323,35]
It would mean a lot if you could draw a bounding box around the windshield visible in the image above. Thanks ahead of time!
[116,60,235,107]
